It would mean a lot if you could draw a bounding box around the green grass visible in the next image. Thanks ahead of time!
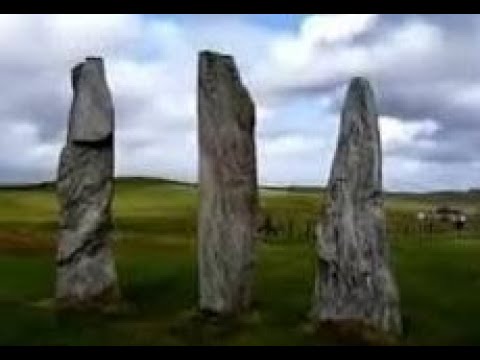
[0,179,480,345]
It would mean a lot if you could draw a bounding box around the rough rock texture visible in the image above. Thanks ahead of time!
[311,77,402,334]
[197,50,258,315]
[56,57,120,309]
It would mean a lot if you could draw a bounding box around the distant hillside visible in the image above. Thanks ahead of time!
[0,177,198,190]
[0,177,479,201]
[115,176,197,187]
[0,181,55,191]
[258,185,318,192]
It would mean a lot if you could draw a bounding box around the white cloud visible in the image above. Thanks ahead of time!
[267,15,378,84]
[300,14,378,44]
[0,120,61,181]
[263,134,320,156]
[453,84,480,108]
[380,116,439,154]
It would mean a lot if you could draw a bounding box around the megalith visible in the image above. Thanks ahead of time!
[311,77,402,334]
[56,57,120,309]
[197,50,258,315]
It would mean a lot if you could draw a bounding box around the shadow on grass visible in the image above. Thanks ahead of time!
[312,320,400,346]
[168,308,263,346]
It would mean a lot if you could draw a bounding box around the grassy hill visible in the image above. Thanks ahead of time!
[0,178,480,345]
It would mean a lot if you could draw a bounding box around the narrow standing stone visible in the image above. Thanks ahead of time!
[197,50,258,315]
[56,57,120,309]
[311,77,402,335]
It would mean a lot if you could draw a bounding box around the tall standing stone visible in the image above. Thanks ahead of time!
[311,77,401,335]
[197,50,258,315]
[56,57,120,309]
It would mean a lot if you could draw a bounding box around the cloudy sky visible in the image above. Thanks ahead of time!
[1,14,480,191]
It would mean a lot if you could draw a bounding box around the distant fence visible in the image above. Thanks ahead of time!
[257,209,480,244]
[387,210,480,242]
[257,212,318,244]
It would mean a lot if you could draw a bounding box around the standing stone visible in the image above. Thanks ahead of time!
[56,57,119,309]
[197,50,258,315]
[311,77,401,334]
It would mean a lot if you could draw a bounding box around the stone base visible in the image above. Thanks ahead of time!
[55,284,121,313]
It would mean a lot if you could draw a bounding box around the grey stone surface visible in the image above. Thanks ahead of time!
[311,77,402,334]
[69,57,114,142]
[197,50,259,315]
[56,57,119,309]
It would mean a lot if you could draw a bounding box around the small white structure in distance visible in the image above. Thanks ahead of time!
[417,211,426,221]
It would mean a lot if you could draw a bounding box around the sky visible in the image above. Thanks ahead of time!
[0,14,480,192]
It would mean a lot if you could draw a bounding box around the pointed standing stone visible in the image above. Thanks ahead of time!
[311,77,401,334]
[56,57,120,309]
[197,50,258,315]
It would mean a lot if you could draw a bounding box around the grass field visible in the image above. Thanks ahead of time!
[1,178,480,345]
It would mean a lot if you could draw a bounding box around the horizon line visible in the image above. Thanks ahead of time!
[0,176,479,195]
